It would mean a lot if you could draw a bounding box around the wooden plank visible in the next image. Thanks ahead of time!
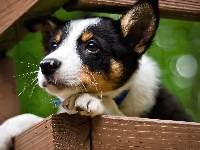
[14,113,90,150]
[92,116,200,149]
[0,0,38,35]
[64,0,200,21]
[14,117,54,150]
[0,0,68,53]
[14,113,200,149]
[0,56,20,124]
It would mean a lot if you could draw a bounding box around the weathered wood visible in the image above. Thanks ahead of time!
[14,113,90,150]
[0,56,20,124]
[0,0,68,53]
[92,115,200,149]
[0,0,38,35]
[64,0,200,21]
[14,113,200,149]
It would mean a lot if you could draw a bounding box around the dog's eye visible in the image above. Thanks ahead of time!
[51,41,58,52]
[86,40,100,53]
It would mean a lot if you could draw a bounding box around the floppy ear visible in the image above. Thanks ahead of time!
[24,16,61,34]
[24,16,62,55]
[120,0,159,56]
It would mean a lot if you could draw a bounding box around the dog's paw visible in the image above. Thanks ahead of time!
[0,114,43,150]
[62,94,104,117]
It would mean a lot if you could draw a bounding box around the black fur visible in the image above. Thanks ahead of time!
[144,85,192,121]
[76,19,139,88]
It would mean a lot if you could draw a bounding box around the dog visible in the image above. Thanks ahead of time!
[0,0,192,149]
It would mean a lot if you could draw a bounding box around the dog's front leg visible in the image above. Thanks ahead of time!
[62,93,124,117]
[0,114,43,150]
[101,96,125,116]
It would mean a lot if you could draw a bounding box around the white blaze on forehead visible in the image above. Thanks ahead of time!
[58,18,100,73]
[45,17,100,66]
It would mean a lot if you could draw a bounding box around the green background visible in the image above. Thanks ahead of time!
[8,8,200,122]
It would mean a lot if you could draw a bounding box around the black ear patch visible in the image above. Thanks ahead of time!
[24,16,61,33]
[120,0,159,55]
[24,16,64,55]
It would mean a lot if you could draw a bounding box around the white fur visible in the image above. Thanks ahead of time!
[38,18,100,100]
[0,114,42,150]
[62,93,105,117]
[118,55,160,117]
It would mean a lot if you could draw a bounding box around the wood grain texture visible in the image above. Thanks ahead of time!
[14,113,200,149]
[0,0,67,53]
[92,115,200,149]
[0,0,38,35]
[0,56,20,124]
[14,113,90,150]
[64,0,200,21]
[14,116,54,150]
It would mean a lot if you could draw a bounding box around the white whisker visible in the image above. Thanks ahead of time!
[18,82,28,96]
[15,61,39,67]
[30,77,38,86]
[13,71,38,78]
[29,81,38,98]
[77,77,87,92]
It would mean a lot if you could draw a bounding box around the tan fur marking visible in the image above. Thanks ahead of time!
[55,31,62,43]
[110,59,123,81]
[135,16,157,54]
[78,66,117,94]
[120,9,136,37]
[47,20,57,29]
[121,3,152,38]
[81,31,93,42]
[120,2,157,54]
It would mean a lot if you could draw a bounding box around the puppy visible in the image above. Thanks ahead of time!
[0,0,192,149]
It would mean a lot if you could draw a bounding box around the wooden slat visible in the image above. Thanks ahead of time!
[92,116,200,149]
[0,0,68,53]
[14,113,90,150]
[0,56,20,124]
[14,117,54,150]
[14,113,200,149]
[64,0,200,21]
[0,0,38,35]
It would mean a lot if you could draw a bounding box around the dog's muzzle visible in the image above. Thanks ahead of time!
[40,58,61,76]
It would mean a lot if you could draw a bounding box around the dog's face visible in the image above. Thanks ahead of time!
[38,18,139,96]
[26,0,159,99]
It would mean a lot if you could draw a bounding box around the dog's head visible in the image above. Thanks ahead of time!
[26,0,159,99]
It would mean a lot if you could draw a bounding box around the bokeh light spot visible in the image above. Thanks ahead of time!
[176,55,198,78]
[155,25,177,50]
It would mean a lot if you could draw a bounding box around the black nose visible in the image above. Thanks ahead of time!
[40,58,61,76]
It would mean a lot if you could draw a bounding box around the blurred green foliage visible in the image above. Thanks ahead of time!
[8,8,200,122]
